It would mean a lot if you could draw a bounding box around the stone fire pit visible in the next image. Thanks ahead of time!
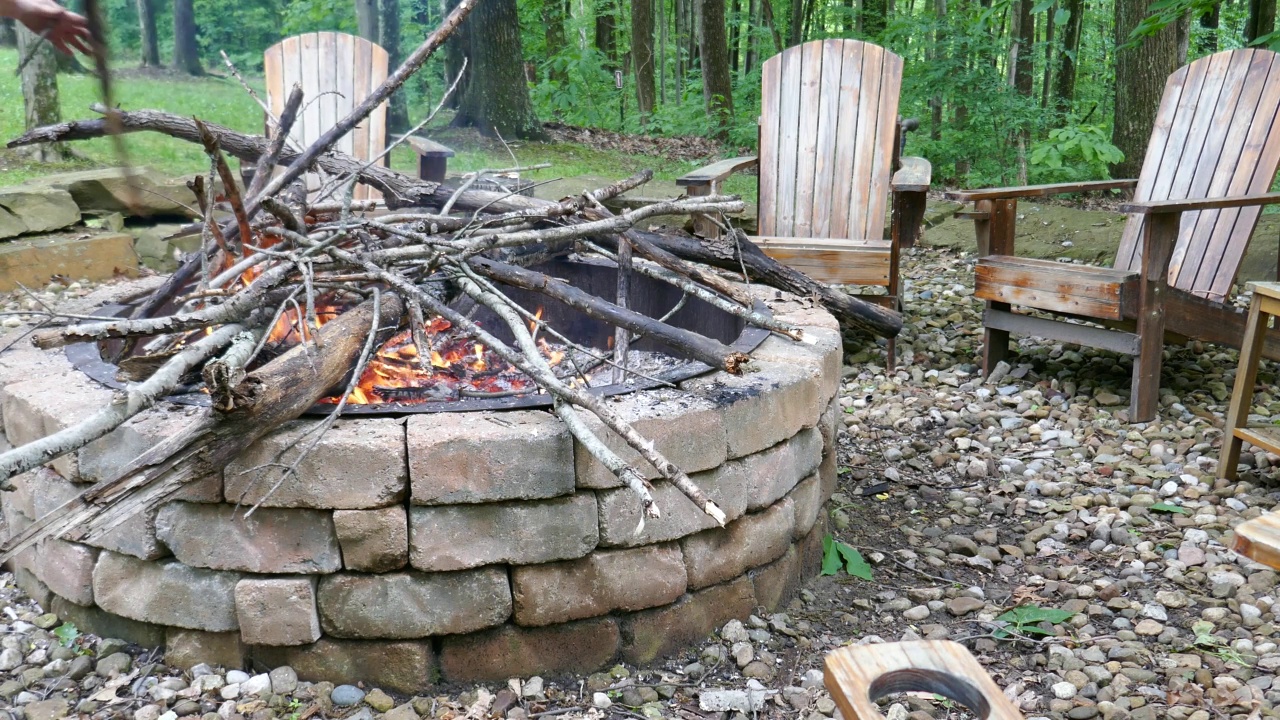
[0,277,841,692]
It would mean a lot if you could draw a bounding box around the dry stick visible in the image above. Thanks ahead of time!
[0,323,246,485]
[613,226,633,384]
[580,240,803,340]
[195,119,250,255]
[406,297,432,371]
[247,84,306,201]
[249,0,478,219]
[220,50,304,154]
[468,257,750,375]
[328,244,723,524]
[202,329,264,412]
[0,294,401,566]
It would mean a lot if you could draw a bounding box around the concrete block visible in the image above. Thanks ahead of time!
[156,502,341,574]
[317,568,511,639]
[235,577,321,647]
[408,411,573,505]
[572,389,727,489]
[595,465,748,548]
[740,427,823,511]
[93,551,241,631]
[680,498,795,590]
[165,629,244,671]
[749,546,802,612]
[226,418,406,509]
[619,575,757,665]
[681,360,824,459]
[247,638,434,694]
[439,617,619,682]
[37,538,97,606]
[789,472,823,540]
[512,544,686,626]
[50,595,166,648]
[334,506,408,572]
[408,494,597,572]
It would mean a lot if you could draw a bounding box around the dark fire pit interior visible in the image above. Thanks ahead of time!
[68,256,771,414]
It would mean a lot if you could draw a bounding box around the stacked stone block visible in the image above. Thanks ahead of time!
[0,279,842,692]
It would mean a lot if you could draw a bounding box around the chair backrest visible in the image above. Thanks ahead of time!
[1114,48,1280,302]
[758,39,903,242]
[263,32,389,201]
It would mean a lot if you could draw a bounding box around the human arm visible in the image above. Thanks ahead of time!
[0,0,92,56]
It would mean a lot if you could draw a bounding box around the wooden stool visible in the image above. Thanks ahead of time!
[824,641,1023,720]
[1219,281,1280,482]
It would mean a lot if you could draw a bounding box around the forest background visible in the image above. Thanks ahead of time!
[1,0,1278,190]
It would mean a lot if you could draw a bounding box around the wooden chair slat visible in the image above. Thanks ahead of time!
[865,51,902,244]
[333,33,357,160]
[809,38,846,239]
[773,45,805,236]
[848,45,884,241]
[758,53,783,236]
[828,40,864,239]
[791,41,825,237]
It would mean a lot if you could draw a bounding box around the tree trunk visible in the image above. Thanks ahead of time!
[929,0,945,142]
[1040,2,1055,109]
[452,0,547,139]
[1112,0,1181,178]
[659,0,668,103]
[633,0,657,122]
[1246,0,1276,45]
[380,0,410,134]
[728,0,740,74]
[699,0,734,138]
[759,0,783,54]
[863,0,887,38]
[1052,0,1082,115]
[789,0,804,44]
[137,0,160,67]
[444,0,469,109]
[16,26,66,161]
[1012,0,1034,97]
[745,0,760,72]
[596,0,617,67]
[1197,4,1219,53]
[0,19,15,47]
[171,0,203,75]
[544,0,568,83]
[356,0,380,41]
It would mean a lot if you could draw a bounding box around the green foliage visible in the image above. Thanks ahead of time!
[52,623,80,648]
[821,535,873,580]
[1029,124,1124,183]
[993,605,1076,638]
[1149,502,1190,514]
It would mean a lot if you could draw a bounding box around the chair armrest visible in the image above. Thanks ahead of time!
[676,156,759,188]
[406,136,455,158]
[1120,191,1280,214]
[945,179,1136,202]
[892,157,930,192]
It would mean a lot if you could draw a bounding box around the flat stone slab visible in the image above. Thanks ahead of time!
[0,232,139,292]
[38,167,200,219]
[0,187,80,238]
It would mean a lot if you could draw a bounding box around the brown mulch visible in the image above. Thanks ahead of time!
[541,122,750,163]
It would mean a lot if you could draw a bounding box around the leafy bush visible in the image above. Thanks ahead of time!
[1028,124,1124,183]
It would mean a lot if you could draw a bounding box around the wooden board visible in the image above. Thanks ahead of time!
[1231,503,1280,570]
[975,256,1137,320]
[675,156,759,186]
[753,235,891,286]
[825,641,1024,720]
[944,179,1136,202]
[984,309,1140,355]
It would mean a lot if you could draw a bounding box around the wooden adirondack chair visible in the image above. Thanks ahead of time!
[263,32,455,201]
[946,48,1280,422]
[676,39,931,367]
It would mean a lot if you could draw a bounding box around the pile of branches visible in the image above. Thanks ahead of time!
[0,0,900,565]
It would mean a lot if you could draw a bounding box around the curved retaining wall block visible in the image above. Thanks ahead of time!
[0,279,842,691]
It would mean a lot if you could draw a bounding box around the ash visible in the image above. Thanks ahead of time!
[572,349,701,388]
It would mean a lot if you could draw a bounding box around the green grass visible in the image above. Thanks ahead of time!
[0,50,753,204]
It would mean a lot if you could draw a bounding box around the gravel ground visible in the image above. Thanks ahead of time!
[3,244,1280,720]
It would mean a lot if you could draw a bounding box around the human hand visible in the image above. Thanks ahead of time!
[9,0,93,56]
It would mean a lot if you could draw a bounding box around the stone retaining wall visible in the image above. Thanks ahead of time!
[0,278,842,692]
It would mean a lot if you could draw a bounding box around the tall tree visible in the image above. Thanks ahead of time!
[1197,5,1219,53]
[1112,0,1182,178]
[1051,0,1083,115]
[745,0,760,73]
[863,0,887,38]
[543,0,568,83]
[443,0,469,108]
[137,0,160,67]
[1040,3,1056,109]
[451,0,546,139]
[789,0,804,44]
[0,19,14,47]
[16,26,65,161]
[356,0,379,41]
[1011,0,1034,96]
[595,0,617,67]
[379,0,409,134]
[172,0,203,75]
[633,0,657,122]
[1246,0,1276,44]
[700,0,734,137]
